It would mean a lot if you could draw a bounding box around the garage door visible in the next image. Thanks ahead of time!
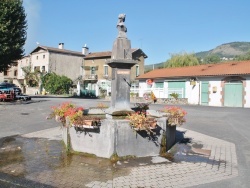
[224,83,243,107]
[201,81,209,105]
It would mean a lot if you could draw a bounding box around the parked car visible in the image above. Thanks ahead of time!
[0,82,22,95]
[15,94,31,101]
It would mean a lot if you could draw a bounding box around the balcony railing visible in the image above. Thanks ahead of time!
[84,74,98,80]
[102,74,110,79]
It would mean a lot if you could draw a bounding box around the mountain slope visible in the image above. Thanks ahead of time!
[195,42,250,58]
[145,41,250,71]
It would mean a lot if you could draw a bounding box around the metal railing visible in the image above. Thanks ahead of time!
[130,88,184,99]
[84,74,98,80]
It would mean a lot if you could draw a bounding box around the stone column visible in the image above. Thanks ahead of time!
[106,14,137,115]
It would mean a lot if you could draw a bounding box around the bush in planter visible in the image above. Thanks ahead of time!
[170,93,179,100]
[64,107,84,125]
[64,106,103,128]
[126,112,157,134]
[161,106,187,126]
[48,102,76,122]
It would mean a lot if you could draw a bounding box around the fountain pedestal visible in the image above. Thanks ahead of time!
[106,25,137,115]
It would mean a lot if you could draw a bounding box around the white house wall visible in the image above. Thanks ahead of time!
[186,81,199,105]
[31,51,49,72]
[17,56,31,80]
[138,75,250,108]
[207,77,223,107]
[245,76,250,108]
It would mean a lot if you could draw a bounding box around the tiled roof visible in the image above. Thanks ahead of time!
[84,51,112,59]
[84,48,147,59]
[30,46,84,56]
[137,61,250,79]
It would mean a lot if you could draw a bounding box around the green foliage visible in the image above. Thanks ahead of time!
[0,0,27,72]
[21,66,39,87]
[202,54,221,64]
[229,42,250,52]
[170,93,179,100]
[235,51,250,61]
[165,52,200,68]
[42,73,73,94]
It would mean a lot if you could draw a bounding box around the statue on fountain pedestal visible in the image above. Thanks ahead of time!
[117,14,127,38]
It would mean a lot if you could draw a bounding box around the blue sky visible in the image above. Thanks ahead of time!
[23,0,250,65]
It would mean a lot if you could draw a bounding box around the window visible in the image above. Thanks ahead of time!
[91,66,96,75]
[136,65,139,77]
[14,70,18,76]
[104,65,108,76]
[43,55,45,59]
[36,56,38,60]
[34,66,40,72]
[42,66,45,72]
[155,82,164,88]
[4,71,8,76]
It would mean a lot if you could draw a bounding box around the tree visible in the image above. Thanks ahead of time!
[41,73,73,94]
[202,54,221,64]
[235,51,250,61]
[0,0,27,72]
[22,66,39,87]
[165,52,200,68]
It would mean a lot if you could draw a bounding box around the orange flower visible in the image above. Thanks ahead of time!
[162,106,187,126]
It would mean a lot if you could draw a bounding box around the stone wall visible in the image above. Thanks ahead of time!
[63,117,176,158]
[105,96,188,105]
[25,87,39,95]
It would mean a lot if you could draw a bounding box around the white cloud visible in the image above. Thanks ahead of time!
[23,0,41,54]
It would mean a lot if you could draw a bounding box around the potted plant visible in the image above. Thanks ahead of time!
[48,102,75,123]
[65,107,102,129]
[161,106,187,126]
[169,93,179,100]
[161,106,187,150]
[126,112,157,134]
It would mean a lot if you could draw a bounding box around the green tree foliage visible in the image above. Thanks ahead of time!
[235,51,250,61]
[22,66,39,87]
[165,52,200,68]
[202,54,221,64]
[0,0,27,72]
[41,73,73,94]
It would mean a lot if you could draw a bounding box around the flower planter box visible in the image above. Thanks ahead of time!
[72,120,100,129]
[62,117,177,158]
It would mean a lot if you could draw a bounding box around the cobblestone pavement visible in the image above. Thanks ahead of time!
[0,127,238,188]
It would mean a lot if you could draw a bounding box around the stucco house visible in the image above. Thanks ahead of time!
[82,48,147,97]
[136,60,250,108]
[17,43,86,94]
[0,62,18,84]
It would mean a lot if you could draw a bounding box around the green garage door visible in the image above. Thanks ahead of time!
[224,83,243,107]
[201,81,209,105]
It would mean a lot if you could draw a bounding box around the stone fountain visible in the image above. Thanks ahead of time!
[62,14,173,159]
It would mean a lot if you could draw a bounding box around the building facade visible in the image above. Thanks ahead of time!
[136,61,250,108]
[17,43,85,94]
[82,48,147,97]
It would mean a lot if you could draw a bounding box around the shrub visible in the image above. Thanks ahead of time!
[161,106,187,126]
[42,73,73,94]
[170,93,179,100]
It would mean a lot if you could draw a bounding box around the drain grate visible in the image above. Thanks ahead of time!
[20,113,29,115]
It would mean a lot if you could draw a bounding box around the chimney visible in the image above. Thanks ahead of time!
[82,44,89,55]
[58,43,64,49]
